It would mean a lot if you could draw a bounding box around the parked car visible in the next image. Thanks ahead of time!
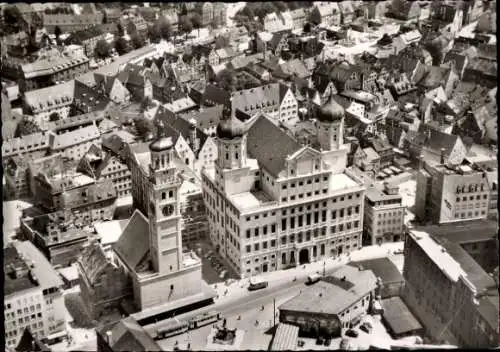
[362,321,373,330]
[393,248,404,255]
[345,329,359,338]
[340,338,350,349]
[324,338,331,346]
[360,323,372,334]
[297,340,305,347]
[316,337,324,345]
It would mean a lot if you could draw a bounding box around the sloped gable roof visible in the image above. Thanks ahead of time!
[110,317,162,351]
[180,105,224,132]
[79,243,109,286]
[113,210,150,270]
[246,114,302,177]
[16,328,51,352]
[412,124,459,154]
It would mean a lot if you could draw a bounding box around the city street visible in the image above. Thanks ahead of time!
[151,242,405,344]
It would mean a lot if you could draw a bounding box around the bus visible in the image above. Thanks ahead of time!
[154,318,188,340]
[248,277,269,291]
[188,311,221,329]
[307,273,321,284]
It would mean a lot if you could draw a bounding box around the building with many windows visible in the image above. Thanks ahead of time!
[4,241,67,348]
[415,155,496,224]
[363,182,406,246]
[201,96,365,278]
[402,229,499,347]
[112,127,215,311]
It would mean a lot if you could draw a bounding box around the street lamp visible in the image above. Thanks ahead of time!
[273,298,276,328]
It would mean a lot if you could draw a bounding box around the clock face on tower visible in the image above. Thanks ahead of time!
[162,204,174,217]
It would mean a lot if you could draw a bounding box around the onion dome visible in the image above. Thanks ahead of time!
[149,120,174,151]
[216,116,246,140]
[317,94,344,123]
[150,136,174,151]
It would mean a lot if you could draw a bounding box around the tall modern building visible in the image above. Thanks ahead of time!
[113,124,214,311]
[415,154,497,224]
[403,229,499,347]
[201,96,366,278]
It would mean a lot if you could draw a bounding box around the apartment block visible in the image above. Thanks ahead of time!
[4,241,67,348]
[402,229,499,347]
[363,182,406,246]
[415,155,497,224]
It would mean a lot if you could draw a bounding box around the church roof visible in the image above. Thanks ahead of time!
[113,210,149,270]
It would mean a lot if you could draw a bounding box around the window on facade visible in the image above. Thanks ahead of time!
[282,218,287,230]
[271,224,276,233]
[246,245,251,253]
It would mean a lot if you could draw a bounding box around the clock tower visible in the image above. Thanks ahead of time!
[148,122,183,274]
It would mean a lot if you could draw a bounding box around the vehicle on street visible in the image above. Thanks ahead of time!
[324,338,331,346]
[360,323,372,334]
[362,321,373,329]
[340,338,350,349]
[297,340,305,347]
[188,311,221,329]
[345,329,359,338]
[307,273,321,284]
[219,270,227,279]
[316,337,324,345]
[393,249,404,255]
[248,277,268,291]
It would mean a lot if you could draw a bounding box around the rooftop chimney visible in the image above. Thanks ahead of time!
[418,154,425,170]
[106,331,113,345]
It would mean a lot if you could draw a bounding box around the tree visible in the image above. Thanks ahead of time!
[133,116,155,139]
[117,22,125,37]
[148,25,161,43]
[14,117,42,137]
[179,16,193,37]
[3,6,23,34]
[214,35,230,49]
[131,33,145,49]
[49,112,61,122]
[94,39,111,59]
[210,18,221,30]
[114,37,130,55]
[157,18,173,40]
[218,69,238,91]
[140,97,154,112]
[240,6,255,19]
[190,13,202,35]
[274,1,288,12]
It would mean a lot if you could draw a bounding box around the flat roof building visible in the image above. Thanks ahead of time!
[402,229,499,347]
[278,265,378,337]
[4,241,66,348]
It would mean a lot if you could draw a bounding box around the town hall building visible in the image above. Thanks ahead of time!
[202,96,366,278]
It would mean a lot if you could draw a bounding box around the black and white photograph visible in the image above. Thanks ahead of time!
[1,1,498,351]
